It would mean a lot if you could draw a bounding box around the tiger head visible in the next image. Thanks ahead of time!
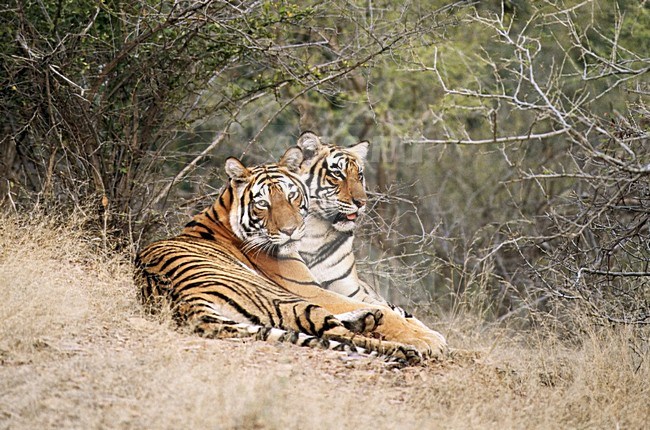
[297,131,369,233]
[225,147,309,256]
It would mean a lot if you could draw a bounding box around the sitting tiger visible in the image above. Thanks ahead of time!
[296,131,447,349]
[134,147,442,364]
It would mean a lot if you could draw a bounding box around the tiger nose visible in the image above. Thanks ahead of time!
[353,198,366,209]
[280,225,297,236]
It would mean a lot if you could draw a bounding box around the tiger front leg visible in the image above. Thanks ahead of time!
[306,306,421,365]
[267,278,445,361]
[323,324,423,366]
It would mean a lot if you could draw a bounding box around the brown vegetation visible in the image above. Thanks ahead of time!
[1,213,647,429]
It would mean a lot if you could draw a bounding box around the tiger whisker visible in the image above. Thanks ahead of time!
[242,236,270,256]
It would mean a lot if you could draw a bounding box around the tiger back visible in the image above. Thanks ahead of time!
[134,147,426,364]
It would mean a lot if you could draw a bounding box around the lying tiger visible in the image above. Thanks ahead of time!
[135,147,444,365]
[296,131,447,345]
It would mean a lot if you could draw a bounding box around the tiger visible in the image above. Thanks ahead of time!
[134,147,443,364]
[295,131,447,347]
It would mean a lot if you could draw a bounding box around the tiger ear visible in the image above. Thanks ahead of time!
[296,131,322,162]
[279,147,304,173]
[348,140,369,162]
[225,157,250,182]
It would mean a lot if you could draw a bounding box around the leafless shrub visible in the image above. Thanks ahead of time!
[389,1,650,328]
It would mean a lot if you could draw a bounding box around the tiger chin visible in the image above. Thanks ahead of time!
[134,147,429,366]
[296,131,448,357]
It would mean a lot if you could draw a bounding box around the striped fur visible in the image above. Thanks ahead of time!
[296,132,447,349]
[296,132,386,304]
[134,148,431,364]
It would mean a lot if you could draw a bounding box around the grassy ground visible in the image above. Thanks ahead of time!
[1,213,648,429]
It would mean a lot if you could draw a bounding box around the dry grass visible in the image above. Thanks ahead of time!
[0,213,648,430]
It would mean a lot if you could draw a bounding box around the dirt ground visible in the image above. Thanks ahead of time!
[1,214,648,429]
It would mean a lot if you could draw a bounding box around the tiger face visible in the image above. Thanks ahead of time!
[297,132,369,233]
[226,147,309,255]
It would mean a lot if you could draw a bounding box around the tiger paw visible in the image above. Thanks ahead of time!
[359,337,423,366]
[388,344,423,366]
[375,312,448,359]
[335,308,384,334]
[402,326,447,359]
[405,317,448,357]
